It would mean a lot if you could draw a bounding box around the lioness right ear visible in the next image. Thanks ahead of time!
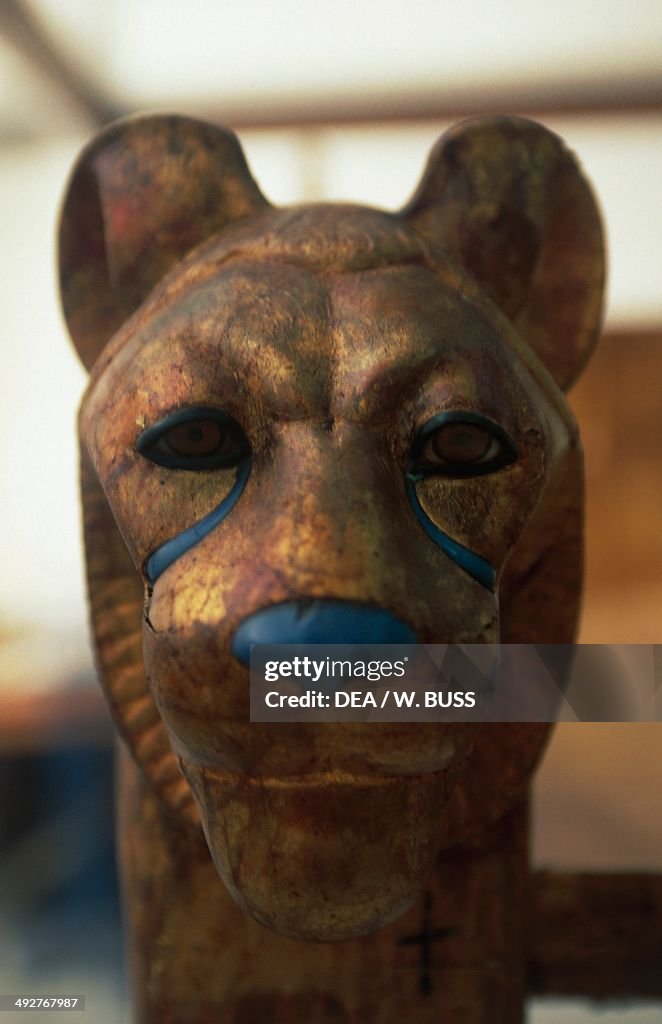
[58,114,270,370]
[402,116,605,391]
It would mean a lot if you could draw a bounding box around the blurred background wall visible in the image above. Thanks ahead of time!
[0,1,660,1021]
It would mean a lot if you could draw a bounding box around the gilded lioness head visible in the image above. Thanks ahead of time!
[59,114,603,941]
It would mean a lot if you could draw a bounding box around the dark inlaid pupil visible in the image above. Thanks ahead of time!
[430,423,492,463]
[164,419,223,456]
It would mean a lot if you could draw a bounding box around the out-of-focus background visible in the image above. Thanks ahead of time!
[0,1,660,1021]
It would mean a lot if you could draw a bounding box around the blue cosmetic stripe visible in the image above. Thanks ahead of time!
[146,460,251,583]
[405,474,496,591]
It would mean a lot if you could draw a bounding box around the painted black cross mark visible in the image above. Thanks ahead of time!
[397,891,457,995]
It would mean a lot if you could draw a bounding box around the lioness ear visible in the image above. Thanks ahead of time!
[402,116,605,390]
[59,114,270,370]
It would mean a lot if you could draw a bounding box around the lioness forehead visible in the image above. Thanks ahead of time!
[85,243,545,436]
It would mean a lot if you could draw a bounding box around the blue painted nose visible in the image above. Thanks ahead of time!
[232,599,417,665]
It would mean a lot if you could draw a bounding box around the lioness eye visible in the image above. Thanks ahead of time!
[161,419,225,457]
[137,407,250,470]
[411,412,517,478]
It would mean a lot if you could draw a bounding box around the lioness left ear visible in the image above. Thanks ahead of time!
[59,114,270,370]
[401,116,605,390]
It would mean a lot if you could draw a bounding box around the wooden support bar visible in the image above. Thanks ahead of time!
[528,870,662,999]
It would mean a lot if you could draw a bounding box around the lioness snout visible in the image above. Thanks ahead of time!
[231,598,418,664]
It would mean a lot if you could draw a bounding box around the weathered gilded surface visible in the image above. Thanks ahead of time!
[60,114,604,1021]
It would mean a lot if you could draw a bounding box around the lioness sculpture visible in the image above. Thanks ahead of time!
[59,114,604,1022]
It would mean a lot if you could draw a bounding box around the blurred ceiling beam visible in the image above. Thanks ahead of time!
[0,0,659,136]
[0,0,122,127]
[215,78,662,132]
